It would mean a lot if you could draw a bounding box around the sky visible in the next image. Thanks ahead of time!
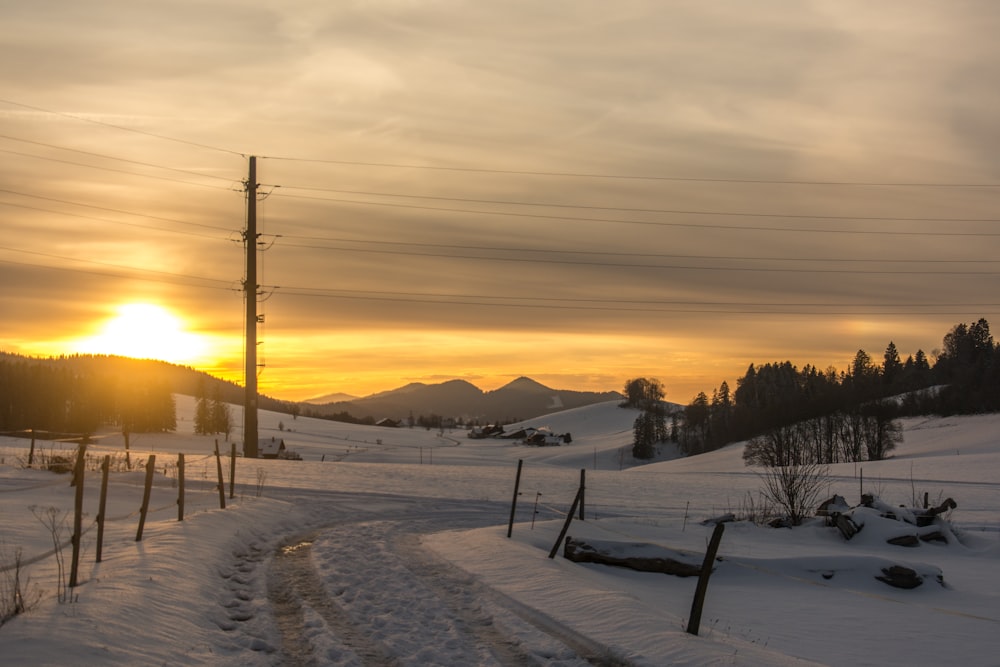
[1,1,999,403]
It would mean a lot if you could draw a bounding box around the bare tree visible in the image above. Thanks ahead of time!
[757,461,829,526]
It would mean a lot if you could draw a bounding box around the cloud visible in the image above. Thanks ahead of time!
[1,1,997,400]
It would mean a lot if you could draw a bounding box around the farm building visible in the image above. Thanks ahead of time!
[259,437,286,459]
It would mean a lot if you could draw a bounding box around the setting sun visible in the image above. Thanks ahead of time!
[77,303,208,365]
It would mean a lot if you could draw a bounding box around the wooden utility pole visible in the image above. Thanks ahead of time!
[243,156,259,458]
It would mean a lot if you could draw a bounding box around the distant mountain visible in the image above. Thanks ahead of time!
[304,392,360,404]
[306,376,622,423]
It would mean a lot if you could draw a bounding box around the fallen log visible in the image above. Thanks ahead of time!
[564,537,705,577]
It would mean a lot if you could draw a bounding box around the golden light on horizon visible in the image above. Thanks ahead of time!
[76,303,210,365]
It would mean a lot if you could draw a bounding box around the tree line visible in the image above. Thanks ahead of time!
[0,354,176,437]
[627,318,999,461]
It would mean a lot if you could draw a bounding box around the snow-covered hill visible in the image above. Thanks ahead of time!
[1,399,998,665]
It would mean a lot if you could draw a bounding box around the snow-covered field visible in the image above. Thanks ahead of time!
[1,397,998,666]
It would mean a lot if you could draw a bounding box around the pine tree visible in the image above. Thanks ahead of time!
[194,377,211,435]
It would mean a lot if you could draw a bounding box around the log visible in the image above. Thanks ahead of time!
[834,514,860,540]
[886,534,920,547]
[564,537,704,577]
[876,565,923,589]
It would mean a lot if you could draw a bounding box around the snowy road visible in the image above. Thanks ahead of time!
[251,494,627,666]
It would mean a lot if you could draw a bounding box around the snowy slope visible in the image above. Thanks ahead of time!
[0,399,998,665]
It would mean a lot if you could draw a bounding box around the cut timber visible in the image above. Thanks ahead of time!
[834,514,860,540]
[564,537,704,577]
[876,565,924,589]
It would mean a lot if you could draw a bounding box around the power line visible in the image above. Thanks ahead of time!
[260,155,1000,188]
[0,200,236,242]
[264,284,1000,310]
[0,98,245,157]
[0,249,240,291]
[0,188,238,233]
[267,287,1000,316]
[3,96,993,188]
[271,185,1000,224]
[269,193,1000,237]
[276,233,998,265]
[276,240,1000,275]
[0,148,239,192]
[0,134,239,183]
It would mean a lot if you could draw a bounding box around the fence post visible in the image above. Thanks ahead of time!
[69,444,86,587]
[507,459,523,538]
[579,468,586,520]
[229,442,236,499]
[177,453,185,521]
[96,455,110,562]
[548,486,583,559]
[686,522,725,635]
[135,455,157,542]
[214,440,226,510]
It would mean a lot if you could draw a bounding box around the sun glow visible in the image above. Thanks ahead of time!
[77,303,208,364]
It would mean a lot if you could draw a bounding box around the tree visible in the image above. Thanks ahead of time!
[194,378,211,435]
[758,460,829,526]
[882,341,902,387]
[625,377,667,459]
[680,392,711,455]
[632,411,658,459]
[863,403,901,461]
[621,377,664,409]
[209,386,232,441]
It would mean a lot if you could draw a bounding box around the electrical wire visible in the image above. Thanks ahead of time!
[0,187,238,233]
[0,200,238,242]
[267,192,1000,237]
[272,233,998,265]
[273,240,1000,275]
[0,98,245,157]
[0,247,241,291]
[0,133,239,183]
[260,155,1000,188]
[0,148,239,192]
[270,184,1000,224]
[255,285,1000,310]
[265,288,999,316]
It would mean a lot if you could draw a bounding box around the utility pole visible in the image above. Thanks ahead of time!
[243,156,259,458]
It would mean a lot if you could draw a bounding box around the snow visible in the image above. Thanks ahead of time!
[1,397,998,666]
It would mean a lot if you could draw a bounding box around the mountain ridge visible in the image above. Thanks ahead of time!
[305,376,621,423]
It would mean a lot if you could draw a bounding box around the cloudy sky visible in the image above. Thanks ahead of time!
[1,1,998,402]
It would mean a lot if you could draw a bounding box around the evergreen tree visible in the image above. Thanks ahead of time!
[625,377,667,459]
[882,341,902,387]
[209,384,231,439]
[194,377,211,435]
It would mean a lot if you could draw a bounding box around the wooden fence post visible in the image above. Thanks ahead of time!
[177,453,185,522]
[548,486,583,559]
[69,444,86,587]
[229,442,236,499]
[579,468,586,520]
[96,455,109,562]
[214,440,226,510]
[686,522,726,636]
[507,459,523,538]
[135,455,156,542]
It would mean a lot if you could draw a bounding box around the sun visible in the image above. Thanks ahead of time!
[78,303,208,364]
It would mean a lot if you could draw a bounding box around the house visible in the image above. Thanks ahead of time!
[468,424,504,439]
[376,418,401,428]
[259,437,286,459]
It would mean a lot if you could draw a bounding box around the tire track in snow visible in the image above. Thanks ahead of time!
[392,529,632,666]
[268,534,400,666]
[264,498,630,666]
